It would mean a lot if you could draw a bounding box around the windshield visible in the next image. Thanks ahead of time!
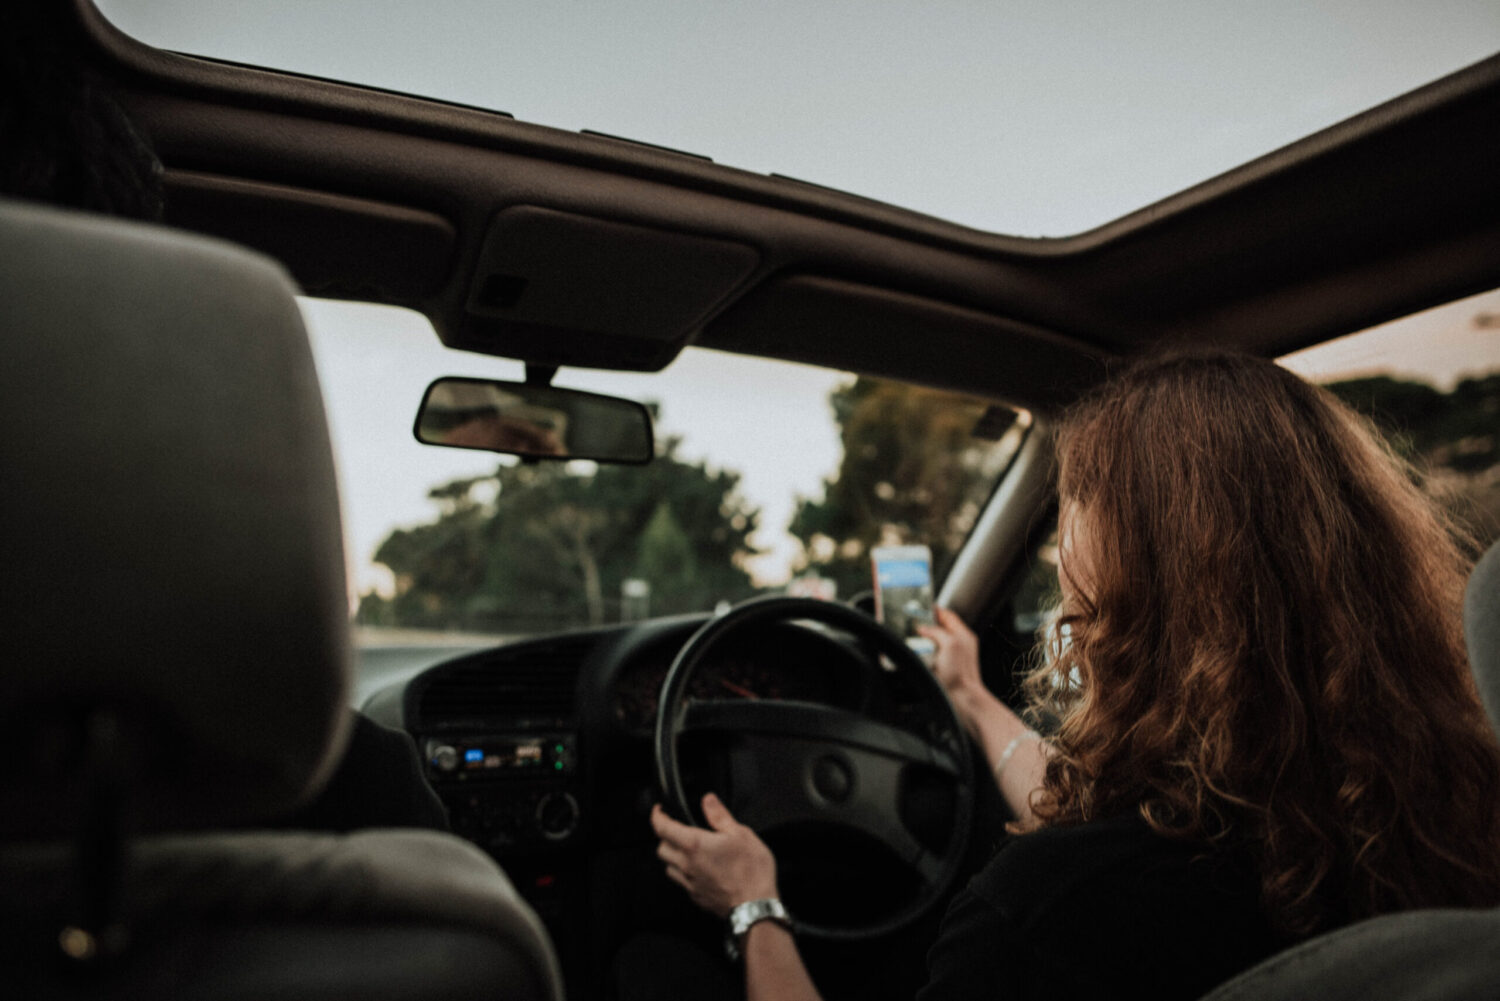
[303,300,1027,643]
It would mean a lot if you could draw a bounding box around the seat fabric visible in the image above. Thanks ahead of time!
[0,197,562,1001]
[1465,541,1500,733]
[1199,906,1500,1001]
[1,830,562,1001]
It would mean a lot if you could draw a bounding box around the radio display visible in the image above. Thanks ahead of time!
[461,739,545,771]
[429,734,573,778]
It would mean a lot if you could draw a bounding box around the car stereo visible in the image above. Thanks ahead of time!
[424,733,580,851]
[427,735,574,776]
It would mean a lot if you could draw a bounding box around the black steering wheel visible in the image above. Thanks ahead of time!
[654,596,975,940]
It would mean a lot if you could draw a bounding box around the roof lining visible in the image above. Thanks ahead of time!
[63,0,1500,409]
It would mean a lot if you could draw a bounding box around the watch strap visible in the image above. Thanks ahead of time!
[724,897,791,961]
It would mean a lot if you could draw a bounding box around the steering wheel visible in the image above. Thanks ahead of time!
[654,596,975,941]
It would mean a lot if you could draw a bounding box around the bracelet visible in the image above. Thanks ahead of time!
[994,730,1040,784]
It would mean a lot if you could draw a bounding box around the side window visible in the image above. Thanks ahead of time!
[1010,522,1060,638]
[984,289,1498,723]
[1282,286,1500,555]
[975,518,1060,710]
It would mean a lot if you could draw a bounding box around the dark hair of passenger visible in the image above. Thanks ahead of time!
[0,3,164,220]
[1026,349,1500,938]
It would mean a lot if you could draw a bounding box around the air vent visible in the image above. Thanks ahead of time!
[417,635,593,728]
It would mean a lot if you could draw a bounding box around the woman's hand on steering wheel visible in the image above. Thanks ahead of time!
[652,793,778,919]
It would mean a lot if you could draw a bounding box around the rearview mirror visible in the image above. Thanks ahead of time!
[414,377,654,464]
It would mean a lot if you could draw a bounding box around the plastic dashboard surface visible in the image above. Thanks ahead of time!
[365,613,880,857]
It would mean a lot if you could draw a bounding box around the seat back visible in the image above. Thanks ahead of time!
[1200,539,1500,1001]
[0,197,561,1000]
[1,830,562,1001]
[1466,542,1500,734]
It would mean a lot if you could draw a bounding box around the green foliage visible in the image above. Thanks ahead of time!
[1327,373,1500,549]
[635,502,700,612]
[355,369,1496,636]
[358,437,760,632]
[789,377,1019,598]
[1327,374,1499,472]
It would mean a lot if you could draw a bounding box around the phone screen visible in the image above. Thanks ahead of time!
[871,544,934,644]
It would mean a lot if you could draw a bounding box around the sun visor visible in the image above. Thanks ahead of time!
[450,206,759,371]
[704,274,1105,412]
[164,171,456,301]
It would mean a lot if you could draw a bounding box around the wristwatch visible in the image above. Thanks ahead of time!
[724,897,792,961]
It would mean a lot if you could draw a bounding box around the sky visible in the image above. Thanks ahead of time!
[94,1,1500,594]
[1281,288,1500,391]
[96,0,1500,236]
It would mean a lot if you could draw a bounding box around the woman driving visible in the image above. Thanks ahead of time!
[648,350,1500,1000]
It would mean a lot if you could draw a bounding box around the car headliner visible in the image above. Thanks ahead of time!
[66,1,1500,414]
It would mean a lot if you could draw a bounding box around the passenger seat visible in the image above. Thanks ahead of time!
[0,196,562,1001]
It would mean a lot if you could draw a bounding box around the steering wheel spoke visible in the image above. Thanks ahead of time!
[681,700,957,863]
[679,699,959,772]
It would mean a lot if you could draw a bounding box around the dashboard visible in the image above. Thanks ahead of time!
[361,613,874,855]
[606,623,858,733]
[359,610,984,1000]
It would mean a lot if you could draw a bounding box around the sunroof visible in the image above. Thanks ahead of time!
[96,0,1499,237]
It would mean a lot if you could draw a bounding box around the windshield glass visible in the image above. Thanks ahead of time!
[303,300,1027,643]
[94,1,1500,236]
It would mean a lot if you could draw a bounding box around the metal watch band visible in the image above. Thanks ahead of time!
[728,897,790,938]
[724,897,791,961]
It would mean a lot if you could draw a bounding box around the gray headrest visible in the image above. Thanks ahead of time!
[0,198,351,835]
[1466,541,1500,736]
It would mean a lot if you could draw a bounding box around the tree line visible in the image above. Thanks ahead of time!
[357,372,1499,633]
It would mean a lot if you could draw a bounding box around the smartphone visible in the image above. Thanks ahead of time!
[871,544,934,647]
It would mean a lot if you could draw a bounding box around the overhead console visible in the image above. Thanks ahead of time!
[448,206,760,371]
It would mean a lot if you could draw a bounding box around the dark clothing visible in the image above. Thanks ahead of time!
[917,813,1278,1000]
[616,813,1278,1001]
[614,932,739,1001]
[278,710,450,833]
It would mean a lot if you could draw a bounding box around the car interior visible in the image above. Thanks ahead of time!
[3,2,1499,999]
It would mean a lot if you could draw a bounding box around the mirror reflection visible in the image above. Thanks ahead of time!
[415,377,654,463]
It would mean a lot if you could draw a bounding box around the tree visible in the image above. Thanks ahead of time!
[789,377,1023,598]
[1327,373,1500,550]
[1326,374,1499,472]
[358,475,491,629]
[634,501,700,612]
[358,436,762,633]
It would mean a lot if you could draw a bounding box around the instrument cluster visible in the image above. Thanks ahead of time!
[609,626,857,733]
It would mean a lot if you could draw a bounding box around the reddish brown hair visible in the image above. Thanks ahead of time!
[1028,350,1500,937]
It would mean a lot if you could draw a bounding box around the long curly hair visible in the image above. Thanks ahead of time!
[1026,349,1500,938]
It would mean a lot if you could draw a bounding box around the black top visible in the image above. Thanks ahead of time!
[917,813,1278,1001]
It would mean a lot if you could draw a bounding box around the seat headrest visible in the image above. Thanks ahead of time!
[0,198,351,836]
[1466,541,1500,737]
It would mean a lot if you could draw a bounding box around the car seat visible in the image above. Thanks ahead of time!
[1199,539,1500,1001]
[0,196,563,1001]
